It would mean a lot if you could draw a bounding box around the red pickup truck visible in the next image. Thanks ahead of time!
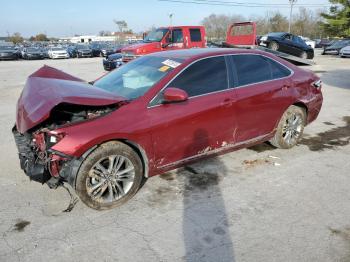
[121,26,206,62]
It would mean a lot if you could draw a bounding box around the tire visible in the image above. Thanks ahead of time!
[75,141,144,210]
[268,41,279,51]
[269,105,306,149]
[300,51,307,59]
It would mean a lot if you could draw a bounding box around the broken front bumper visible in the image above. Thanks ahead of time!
[12,126,81,187]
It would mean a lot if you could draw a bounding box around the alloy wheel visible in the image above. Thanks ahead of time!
[282,113,303,146]
[86,155,135,203]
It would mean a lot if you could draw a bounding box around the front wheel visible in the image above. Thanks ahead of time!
[300,51,307,59]
[75,141,144,210]
[269,105,306,149]
[268,41,279,51]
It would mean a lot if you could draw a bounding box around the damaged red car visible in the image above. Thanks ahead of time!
[13,48,323,210]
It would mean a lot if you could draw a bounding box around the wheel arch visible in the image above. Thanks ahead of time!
[292,101,308,118]
[81,138,149,178]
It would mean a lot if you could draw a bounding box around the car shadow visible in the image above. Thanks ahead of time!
[178,129,235,262]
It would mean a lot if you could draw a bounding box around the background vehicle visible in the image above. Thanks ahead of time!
[300,36,316,49]
[99,43,115,57]
[13,48,322,210]
[339,45,350,57]
[22,47,45,60]
[48,47,69,59]
[90,43,103,57]
[67,45,77,58]
[315,39,335,48]
[322,39,350,55]
[103,53,123,71]
[0,46,19,60]
[75,44,93,58]
[121,26,206,62]
[259,32,314,59]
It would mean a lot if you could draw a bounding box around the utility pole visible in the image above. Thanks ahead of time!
[288,0,297,33]
[168,13,174,27]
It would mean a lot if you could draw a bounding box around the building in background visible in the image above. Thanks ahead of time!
[59,32,142,43]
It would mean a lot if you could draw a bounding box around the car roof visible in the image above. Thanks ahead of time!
[150,48,272,61]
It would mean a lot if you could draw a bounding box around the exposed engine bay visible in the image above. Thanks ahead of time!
[13,102,119,187]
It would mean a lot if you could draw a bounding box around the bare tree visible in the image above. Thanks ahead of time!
[113,20,128,32]
[201,14,244,41]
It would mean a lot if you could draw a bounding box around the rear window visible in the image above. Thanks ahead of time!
[231,54,291,86]
[189,29,202,42]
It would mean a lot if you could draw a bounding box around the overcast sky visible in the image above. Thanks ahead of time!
[0,0,331,37]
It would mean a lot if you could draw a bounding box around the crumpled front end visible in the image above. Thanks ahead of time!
[13,65,125,188]
[12,126,75,187]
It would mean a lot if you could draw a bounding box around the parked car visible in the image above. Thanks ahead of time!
[103,53,123,71]
[322,39,350,55]
[315,39,335,48]
[67,45,77,58]
[121,26,206,62]
[99,44,115,57]
[90,43,103,57]
[48,47,69,59]
[259,32,314,59]
[13,48,323,210]
[22,47,45,60]
[300,36,316,49]
[76,44,93,58]
[339,45,350,58]
[0,46,19,60]
[41,48,50,59]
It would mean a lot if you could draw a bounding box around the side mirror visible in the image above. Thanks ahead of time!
[163,87,188,103]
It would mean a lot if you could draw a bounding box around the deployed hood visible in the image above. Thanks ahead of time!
[16,65,126,133]
[121,42,161,55]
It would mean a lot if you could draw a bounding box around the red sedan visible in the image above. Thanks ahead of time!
[13,48,323,210]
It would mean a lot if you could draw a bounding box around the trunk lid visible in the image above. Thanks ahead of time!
[16,65,125,133]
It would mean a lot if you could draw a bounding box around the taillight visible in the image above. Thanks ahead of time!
[312,79,322,90]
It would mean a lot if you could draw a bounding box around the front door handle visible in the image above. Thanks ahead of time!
[221,98,234,107]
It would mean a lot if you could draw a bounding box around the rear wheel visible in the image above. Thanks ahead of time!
[268,41,279,51]
[269,105,306,149]
[75,141,144,210]
[300,51,307,59]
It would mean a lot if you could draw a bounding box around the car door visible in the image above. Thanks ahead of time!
[166,28,185,50]
[280,34,297,55]
[229,54,294,142]
[148,56,236,170]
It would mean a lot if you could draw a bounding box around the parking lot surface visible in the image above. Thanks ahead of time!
[1,51,350,262]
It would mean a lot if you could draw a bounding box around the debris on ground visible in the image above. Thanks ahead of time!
[242,159,271,168]
[13,219,30,232]
[61,184,79,212]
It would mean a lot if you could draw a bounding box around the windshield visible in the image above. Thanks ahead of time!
[51,47,64,51]
[144,28,169,42]
[77,45,89,50]
[27,48,40,52]
[0,46,15,51]
[94,56,182,100]
[268,32,286,37]
[331,40,350,48]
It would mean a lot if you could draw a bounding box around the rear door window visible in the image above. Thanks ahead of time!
[167,56,228,97]
[231,54,291,86]
[231,55,271,86]
[189,29,202,42]
[267,58,292,78]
